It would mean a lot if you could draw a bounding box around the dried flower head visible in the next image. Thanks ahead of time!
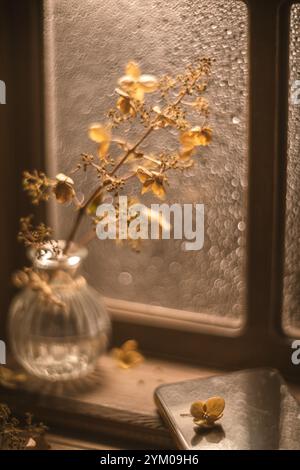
[118,62,158,102]
[111,339,144,369]
[18,216,53,248]
[0,403,49,450]
[22,170,53,205]
[190,396,225,428]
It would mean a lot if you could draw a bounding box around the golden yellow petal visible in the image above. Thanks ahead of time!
[180,148,194,161]
[111,347,124,361]
[117,96,136,116]
[152,181,166,199]
[88,123,110,143]
[98,141,110,159]
[117,96,130,114]
[115,87,130,98]
[118,75,136,92]
[123,350,144,367]
[194,127,212,146]
[139,74,158,93]
[55,173,74,185]
[132,85,145,102]
[126,61,141,79]
[179,130,195,148]
[190,126,202,133]
[122,339,138,352]
[205,396,225,418]
[141,181,153,194]
[136,167,152,183]
[190,401,206,419]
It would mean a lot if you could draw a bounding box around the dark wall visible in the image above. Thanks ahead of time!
[0,0,45,340]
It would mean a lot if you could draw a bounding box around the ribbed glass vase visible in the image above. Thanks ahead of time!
[8,242,110,382]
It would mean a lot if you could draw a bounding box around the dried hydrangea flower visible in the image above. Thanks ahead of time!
[88,123,111,159]
[136,167,166,199]
[190,396,225,428]
[53,173,75,204]
[118,61,158,102]
[19,60,212,257]
[111,339,144,369]
[17,216,53,248]
[22,170,53,205]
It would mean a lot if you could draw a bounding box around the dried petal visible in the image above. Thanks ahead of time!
[88,123,111,159]
[88,123,111,144]
[205,396,225,419]
[190,401,206,420]
[194,126,212,146]
[122,339,138,352]
[180,126,212,149]
[111,339,144,369]
[136,167,153,183]
[117,96,136,116]
[179,148,194,161]
[55,173,74,185]
[125,61,141,79]
[152,180,166,199]
[98,141,110,159]
[131,86,145,102]
[139,74,158,93]
[118,75,136,91]
[121,350,144,368]
[54,179,75,204]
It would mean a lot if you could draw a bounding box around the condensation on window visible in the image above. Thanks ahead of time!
[283,4,300,335]
[44,0,248,322]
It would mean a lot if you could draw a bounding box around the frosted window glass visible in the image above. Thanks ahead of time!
[283,4,300,334]
[44,0,248,321]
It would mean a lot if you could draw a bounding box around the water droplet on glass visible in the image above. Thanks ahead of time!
[118,272,133,285]
[238,221,246,231]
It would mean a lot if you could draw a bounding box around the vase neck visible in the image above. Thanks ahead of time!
[29,240,88,276]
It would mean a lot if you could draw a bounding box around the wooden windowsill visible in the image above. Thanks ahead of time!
[0,357,299,450]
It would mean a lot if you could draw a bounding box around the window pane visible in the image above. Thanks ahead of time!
[283,4,300,334]
[44,0,248,323]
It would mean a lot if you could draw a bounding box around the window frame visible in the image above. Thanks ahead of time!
[2,0,299,380]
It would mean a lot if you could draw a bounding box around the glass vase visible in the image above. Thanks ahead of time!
[8,241,110,382]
